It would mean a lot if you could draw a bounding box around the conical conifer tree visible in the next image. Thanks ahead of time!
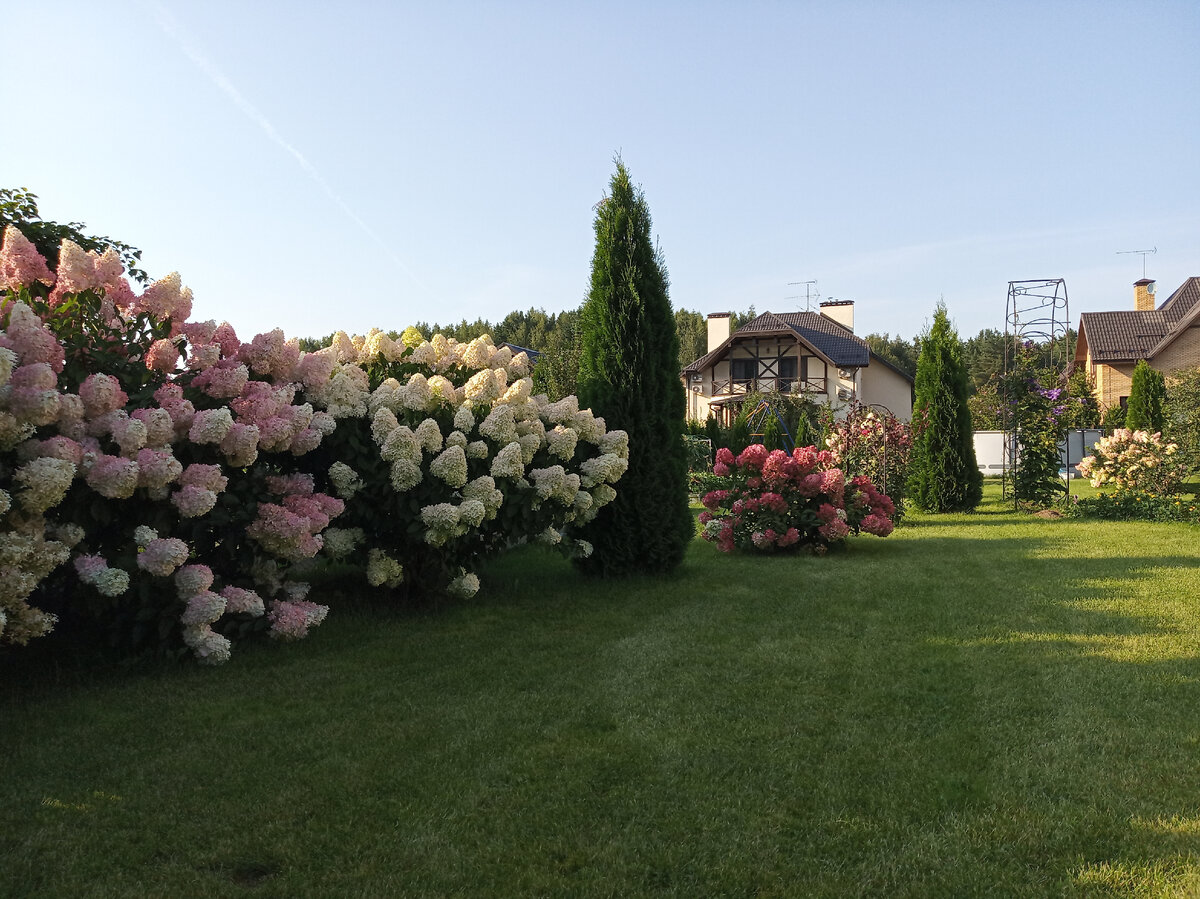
[1125,359,1166,432]
[908,303,983,512]
[573,161,693,575]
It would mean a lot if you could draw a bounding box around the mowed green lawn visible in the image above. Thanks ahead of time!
[4,485,1200,897]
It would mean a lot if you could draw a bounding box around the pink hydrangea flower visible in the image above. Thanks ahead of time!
[190,359,248,398]
[266,473,314,496]
[86,454,139,499]
[136,447,183,489]
[860,514,894,537]
[79,373,128,419]
[188,408,234,444]
[172,484,218,518]
[180,591,226,627]
[138,272,192,323]
[174,564,214,598]
[180,463,228,493]
[237,329,300,379]
[145,338,180,372]
[266,599,328,641]
[136,537,189,577]
[212,322,240,358]
[0,225,54,288]
[220,586,265,617]
[736,444,769,471]
[39,435,85,465]
[220,422,260,468]
[2,302,66,372]
[131,407,176,447]
[49,240,100,300]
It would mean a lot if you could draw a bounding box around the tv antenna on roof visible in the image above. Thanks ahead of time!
[786,280,819,311]
[1116,247,1156,279]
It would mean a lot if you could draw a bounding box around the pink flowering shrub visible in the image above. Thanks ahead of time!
[824,403,912,521]
[700,444,895,554]
[1077,428,1187,495]
[0,226,626,661]
[0,226,341,662]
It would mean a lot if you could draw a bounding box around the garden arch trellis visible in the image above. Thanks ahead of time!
[1002,278,1070,503]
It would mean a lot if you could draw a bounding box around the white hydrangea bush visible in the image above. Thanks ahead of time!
[295,329,627,598]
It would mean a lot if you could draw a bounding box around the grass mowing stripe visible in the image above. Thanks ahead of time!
[3,484,1200,896]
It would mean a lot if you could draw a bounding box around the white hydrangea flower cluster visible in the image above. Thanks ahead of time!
[429,445,468,488]
[446,570,480,599]
[420,502,468,547]
[0,527,68,645]
[328,461,363,499]
[366,548,404,587]
[322,527,365,561]
[308,363,369,418]
[13,457,76,514]
[74,555,130,597]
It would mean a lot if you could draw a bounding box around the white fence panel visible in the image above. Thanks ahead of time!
[973,429,1103,475]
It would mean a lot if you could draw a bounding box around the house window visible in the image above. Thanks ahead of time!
[1119,395,1129,409]
[730,358,756,385]
[777,356,797,391]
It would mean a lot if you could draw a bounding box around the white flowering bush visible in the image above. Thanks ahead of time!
[294,326,626,599]
[1076,428,1187,495]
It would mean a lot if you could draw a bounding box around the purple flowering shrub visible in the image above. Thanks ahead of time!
[699,444,895,555]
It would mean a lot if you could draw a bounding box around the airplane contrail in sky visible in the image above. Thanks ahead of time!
[146,1,429,298]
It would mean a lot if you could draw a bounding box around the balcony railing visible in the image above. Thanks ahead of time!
[709,377,827,396]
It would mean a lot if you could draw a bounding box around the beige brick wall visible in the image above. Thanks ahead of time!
[1097,362,1134,411]
[1090,326,1200,413]
[1155,325,1200,372]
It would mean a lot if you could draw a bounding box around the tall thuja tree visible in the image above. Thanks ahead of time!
[909,303,983,511]
[1125,359,1166,432]
[574,161,693,575]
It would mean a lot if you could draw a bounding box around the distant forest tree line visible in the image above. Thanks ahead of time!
[301,306,1077,411]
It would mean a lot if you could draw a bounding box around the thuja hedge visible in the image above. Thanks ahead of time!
[0,227,626,663]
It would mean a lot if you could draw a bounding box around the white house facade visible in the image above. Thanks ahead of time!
[681,301,913,424]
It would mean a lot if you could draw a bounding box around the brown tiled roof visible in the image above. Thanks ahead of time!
[1158,277,1200,326]
[682,310,871,373]
[1079,277,1200,363]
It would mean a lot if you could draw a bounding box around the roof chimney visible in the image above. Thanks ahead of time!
[707,312,731,352]
[820,299,854,332]
[1134,279,1156,311]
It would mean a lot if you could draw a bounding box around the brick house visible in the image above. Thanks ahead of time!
[681,300,914,424]
[1074,277,1200,413]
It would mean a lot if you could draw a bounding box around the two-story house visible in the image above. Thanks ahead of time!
[681,300,914,424]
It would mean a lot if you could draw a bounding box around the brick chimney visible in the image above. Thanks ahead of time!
[820,299,855,332]
[1134,278,1156,311]
[707,312,731,352]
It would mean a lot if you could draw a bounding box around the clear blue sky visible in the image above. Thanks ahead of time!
[7,1,1199,344]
